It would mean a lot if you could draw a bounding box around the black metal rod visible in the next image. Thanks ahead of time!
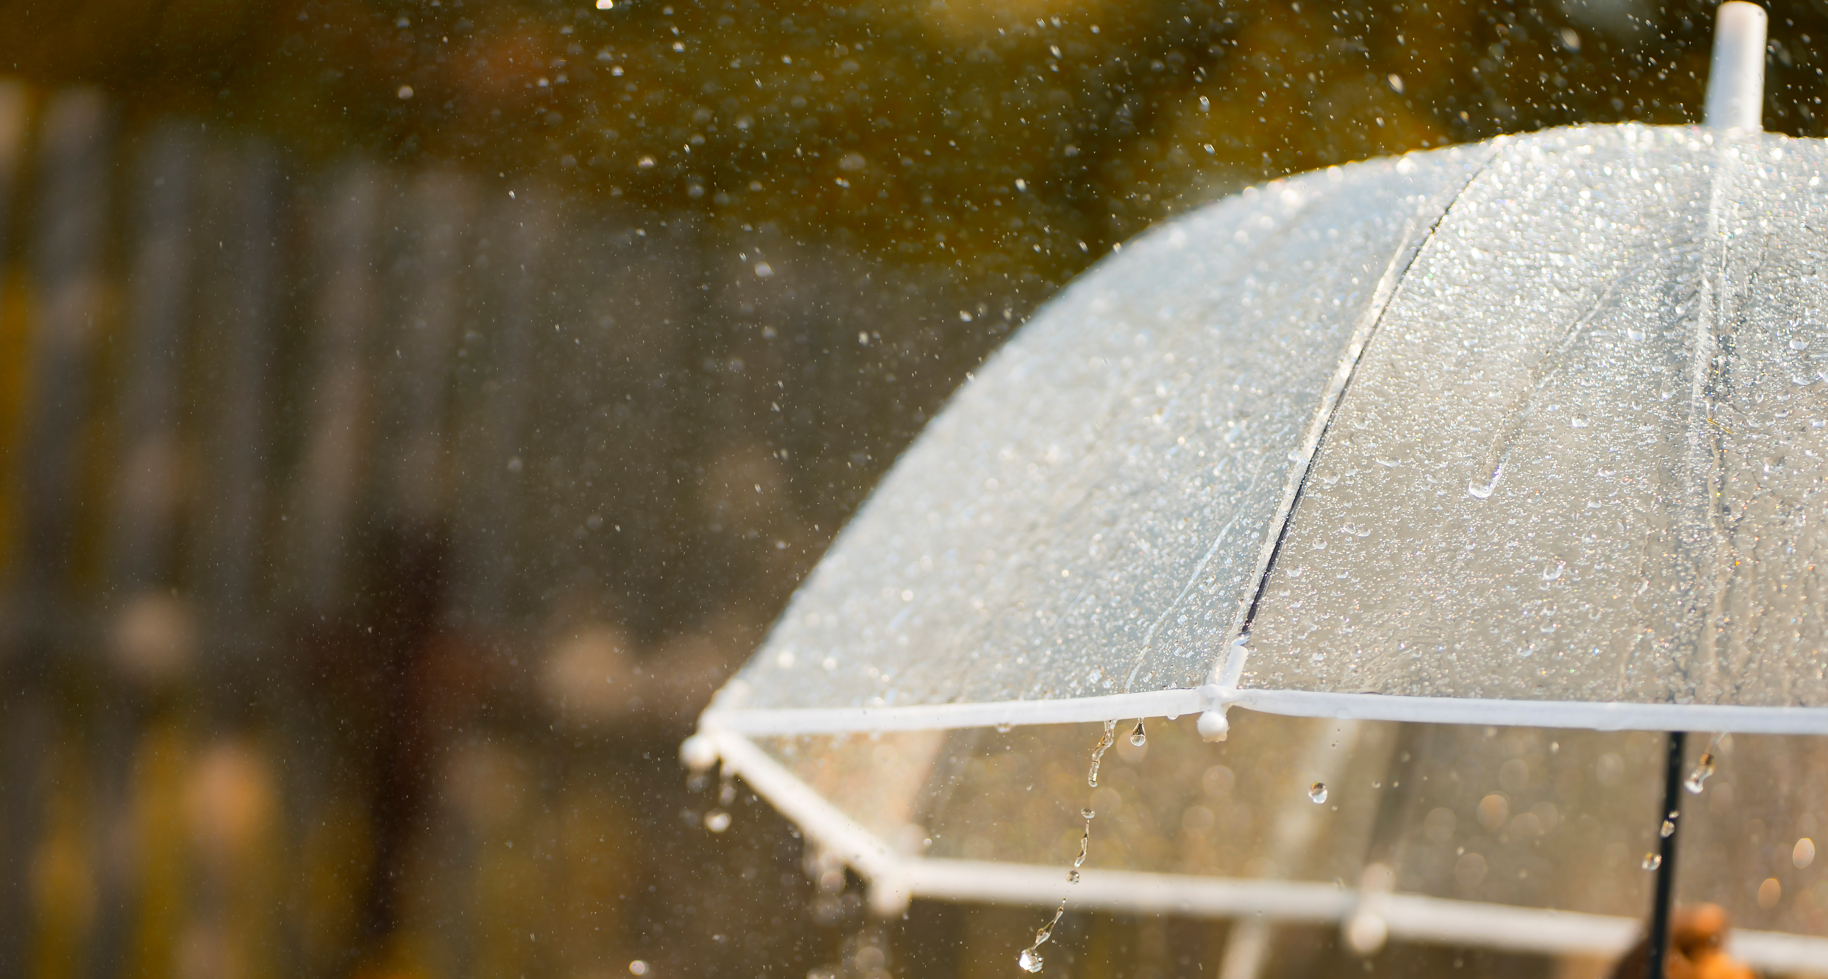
[1644,730,1686,979]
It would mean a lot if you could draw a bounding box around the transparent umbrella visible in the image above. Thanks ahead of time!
[689,4,1828,975]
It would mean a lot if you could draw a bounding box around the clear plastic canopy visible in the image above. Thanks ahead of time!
[704,124,1828,738]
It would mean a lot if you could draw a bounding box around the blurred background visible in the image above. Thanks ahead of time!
[0,0,1826,977]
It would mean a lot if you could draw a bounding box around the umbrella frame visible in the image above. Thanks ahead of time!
[697,724,1828,974]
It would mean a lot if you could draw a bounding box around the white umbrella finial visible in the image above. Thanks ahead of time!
[1704,1,1767,131]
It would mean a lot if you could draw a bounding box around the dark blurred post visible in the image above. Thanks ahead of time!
[0,81,25,280]
[288,162,380,623]
[448,188,546,633]
[184,140,286,979]
[1,89,114,979]
[193,141,281,679]
[90,120,200,979]
[283,161,380,977]
[358,170,476,964]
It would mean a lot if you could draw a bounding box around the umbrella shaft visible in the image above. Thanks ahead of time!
[1644,731,1686,979]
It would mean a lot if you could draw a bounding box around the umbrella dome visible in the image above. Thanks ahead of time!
[704,123,1828,737]
[689,3,1828,971]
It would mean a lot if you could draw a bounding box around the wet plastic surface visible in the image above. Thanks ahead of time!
[1248,127,1828,709]
[720,145,1489,712]
[720,125,1828,721]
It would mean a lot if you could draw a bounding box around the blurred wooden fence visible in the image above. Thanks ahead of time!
[0,82,1015,979]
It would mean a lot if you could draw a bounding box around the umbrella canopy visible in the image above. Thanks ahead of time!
[690,2,1828,971]
[704,118,1828,738]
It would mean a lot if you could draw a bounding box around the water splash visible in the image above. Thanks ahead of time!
[1017,901,1066,973]
[1309,782,1328,804]
[1129,720,1147,747]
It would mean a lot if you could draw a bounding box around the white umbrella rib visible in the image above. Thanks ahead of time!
[1212,144,1501,693]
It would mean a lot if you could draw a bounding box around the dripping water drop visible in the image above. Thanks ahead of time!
[1130,720,1147,747]
[1017,901,1066,972]
[1685,749,1716,794]
[1309,782,1328,804]
[1087,721,1116,788]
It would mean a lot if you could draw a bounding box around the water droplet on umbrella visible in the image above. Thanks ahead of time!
[704,809,731,833]
[1642,853,1662,871]
[1309,782,1328,804]
[1130,721,1147,747]
[1468,472,1500,499]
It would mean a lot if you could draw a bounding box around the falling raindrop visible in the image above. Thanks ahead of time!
[718,770,737,807]
[1642,853,1662,871]
[1685,744,1718,794]
[1309,782,1328,804]
[704,809,732,833]
[1130,720,1147,747]
[1017,901,1066,973]
[1072,826,1090,868]
[1088,720,1116,788]
[1081,808,1095,820]
[1660,816,1677,838]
